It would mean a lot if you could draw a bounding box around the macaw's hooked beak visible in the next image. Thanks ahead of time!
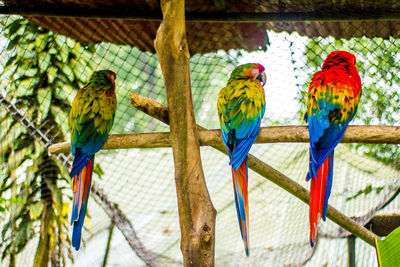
[256,72,267,86]
[107,72,117,86]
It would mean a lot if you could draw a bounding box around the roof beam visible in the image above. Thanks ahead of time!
[1,6,400,22]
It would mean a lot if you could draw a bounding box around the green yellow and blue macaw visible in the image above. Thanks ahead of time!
[217,63,266,256]
[305,51,362,246]
[69,70,117,250]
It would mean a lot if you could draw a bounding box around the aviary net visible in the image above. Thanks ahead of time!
[0,12,399,267]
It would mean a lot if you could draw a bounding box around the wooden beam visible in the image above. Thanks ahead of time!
[48,124,400,154]
[154,0,216,266]
[2,5,400,22]
[348,235,356,267]
[129,93,380,247]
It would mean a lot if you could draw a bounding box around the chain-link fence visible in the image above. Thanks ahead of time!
[1,9,400,267]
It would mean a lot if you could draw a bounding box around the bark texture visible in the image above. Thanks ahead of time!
[154,0,216,266]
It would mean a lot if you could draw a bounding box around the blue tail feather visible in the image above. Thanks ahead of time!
[72,203,88,250]
[322,153,334,220]
[70,151,92,177]
[230,136,257,170]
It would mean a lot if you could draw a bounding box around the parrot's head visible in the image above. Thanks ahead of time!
[228,63,266,86]
[87,70,116,89]
[322,51,357,70]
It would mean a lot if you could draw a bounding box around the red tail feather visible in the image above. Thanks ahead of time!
[232,160,250,256]
[309,155,330,247]
[71,157,94,250]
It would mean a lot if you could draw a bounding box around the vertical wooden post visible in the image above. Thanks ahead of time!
[154,0,216,266]
[348,235,356,267]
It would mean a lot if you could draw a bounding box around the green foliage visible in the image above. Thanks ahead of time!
[375,226,400,267]
[0,16,96,265]
[298,37,400,175]
[346,184,385,201]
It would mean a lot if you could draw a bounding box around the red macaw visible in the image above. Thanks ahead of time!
[69,70,117,250]
[217,63,266,256]
[305,51,361,246]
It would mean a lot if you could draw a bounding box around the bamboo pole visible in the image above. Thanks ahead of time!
[48,124,400,154]
[154,0,216,266]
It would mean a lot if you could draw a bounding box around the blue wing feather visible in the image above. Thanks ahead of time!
[70,120,108,177]
[307,103,357,180]
[229,117,261,170]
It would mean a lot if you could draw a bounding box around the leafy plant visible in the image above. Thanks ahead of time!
[0,16,96,266]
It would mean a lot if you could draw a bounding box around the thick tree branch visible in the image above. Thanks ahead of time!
[154,1,216,266]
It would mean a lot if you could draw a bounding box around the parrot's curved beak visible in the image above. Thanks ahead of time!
[257,72,267,86]
[107,72,116,86]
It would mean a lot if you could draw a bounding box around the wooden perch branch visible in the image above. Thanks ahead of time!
[130,93,380,247]
[154,0,216,266]
[48,123,400,154]
[48,132,173,154]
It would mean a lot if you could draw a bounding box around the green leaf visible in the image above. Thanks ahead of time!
[24,68,38,77]
[47,66,58,83]
[6,34,22,50]
[376,226,400,267]
[5,19,24,37]
[8,197,24,204]
[38,52,51,71]
[17,77,37,95]
[29,202,44,219]
[37,87,52,123]
[86,44,96,53]
[35,34,48,53]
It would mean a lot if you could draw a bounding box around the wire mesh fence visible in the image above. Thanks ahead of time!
[0,11,399,267]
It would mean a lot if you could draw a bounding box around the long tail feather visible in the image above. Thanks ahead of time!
[232,158,250,256]
[71,156,94,250]
[309,153,334,247]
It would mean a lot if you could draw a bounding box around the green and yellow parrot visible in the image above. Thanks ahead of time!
[217,63,266,256]
[69,70,117,250]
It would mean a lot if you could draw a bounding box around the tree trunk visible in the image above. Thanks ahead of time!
[33,152,58,267]
[33,203,52,267]
[154,0,216,266]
